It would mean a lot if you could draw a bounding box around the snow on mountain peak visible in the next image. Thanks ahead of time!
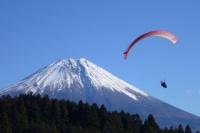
[1,58,200,131]
[1,58,148,101]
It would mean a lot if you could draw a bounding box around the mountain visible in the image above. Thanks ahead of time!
[0,58,200,130]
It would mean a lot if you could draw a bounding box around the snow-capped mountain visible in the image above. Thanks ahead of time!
[0,58,200,130]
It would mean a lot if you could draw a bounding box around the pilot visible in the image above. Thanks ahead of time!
[161,80,167,88]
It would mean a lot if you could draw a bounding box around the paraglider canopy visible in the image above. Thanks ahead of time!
[123,30,177,59]
[123,30,177,89]
[160,80,167,88]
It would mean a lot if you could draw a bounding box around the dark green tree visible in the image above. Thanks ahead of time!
[0,94,195,133]
[177,124,184,133]
[0,112,12,133]
[141,114,160,133]
[185,125,192,133]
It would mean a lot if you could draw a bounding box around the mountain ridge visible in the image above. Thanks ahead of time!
[0,58,200,130]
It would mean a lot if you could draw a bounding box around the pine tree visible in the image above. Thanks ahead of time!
[132,114,142,133]
[0,112,12,133]
[185,125,192,133]
[177,124,184,133]
[0,94,196,133]
[142,114,160,133]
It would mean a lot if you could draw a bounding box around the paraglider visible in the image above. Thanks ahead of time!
[160,80,167,88]
[123,30,177,88]
[123,30,177,59]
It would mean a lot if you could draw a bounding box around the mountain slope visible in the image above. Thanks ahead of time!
[0,58,200,130]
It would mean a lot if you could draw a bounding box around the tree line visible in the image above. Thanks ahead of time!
[0,94,198,133]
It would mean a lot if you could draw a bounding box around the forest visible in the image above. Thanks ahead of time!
[0,94,198,133]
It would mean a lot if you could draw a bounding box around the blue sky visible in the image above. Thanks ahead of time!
[0,0,200,116]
